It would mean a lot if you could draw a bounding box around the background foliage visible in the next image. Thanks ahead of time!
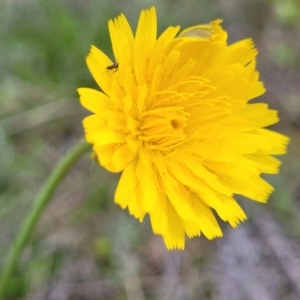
[1,0,300,299]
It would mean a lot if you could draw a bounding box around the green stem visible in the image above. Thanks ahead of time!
[0,139,91,298]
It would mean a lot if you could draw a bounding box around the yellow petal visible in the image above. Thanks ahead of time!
[86,46,115,95]
[115,158,138,208]
[78,88,111,115]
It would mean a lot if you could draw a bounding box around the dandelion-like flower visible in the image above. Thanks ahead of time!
[78,7,289,249]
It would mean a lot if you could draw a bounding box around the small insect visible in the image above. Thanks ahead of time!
[179,19,223,41]
[180,27,214,39]
[90,151,99,163]
[106,62,119,72]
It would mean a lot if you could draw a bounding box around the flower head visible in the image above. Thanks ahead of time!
[78,7,289,249]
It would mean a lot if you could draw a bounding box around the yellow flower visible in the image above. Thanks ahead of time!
[78,7,289,249]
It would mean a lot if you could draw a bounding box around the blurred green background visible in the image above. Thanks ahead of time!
[1,0,300,299]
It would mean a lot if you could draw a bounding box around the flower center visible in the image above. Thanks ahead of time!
[139,107,189,151]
